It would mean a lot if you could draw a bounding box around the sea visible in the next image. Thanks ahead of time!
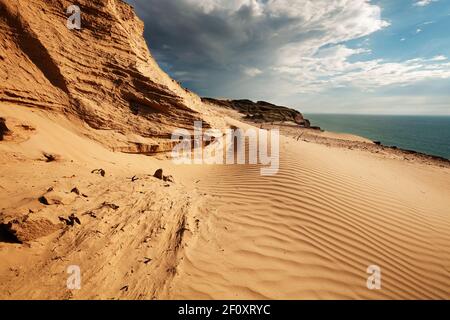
[305,114,450,160]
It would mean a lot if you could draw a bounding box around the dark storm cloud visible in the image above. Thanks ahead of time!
[125,0,387,96]
[122,0,450,116]
[125,0,305,97]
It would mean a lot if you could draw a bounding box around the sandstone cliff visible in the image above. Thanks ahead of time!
[0,0,215,152]
[202,97,311,127]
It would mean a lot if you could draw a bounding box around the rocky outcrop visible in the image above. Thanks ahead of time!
[0,0,208,150]
[202,98,311,127]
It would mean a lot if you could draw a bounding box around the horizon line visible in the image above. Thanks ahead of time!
[303,112,450,117]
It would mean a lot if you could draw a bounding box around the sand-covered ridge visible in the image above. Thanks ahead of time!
[2,106,449,299]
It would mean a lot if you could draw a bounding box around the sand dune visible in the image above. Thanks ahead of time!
[165,123,450,299]
[1,107,449,300]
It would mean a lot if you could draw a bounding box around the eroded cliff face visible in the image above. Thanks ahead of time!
[202,98,311,127]
[0,0,209,150]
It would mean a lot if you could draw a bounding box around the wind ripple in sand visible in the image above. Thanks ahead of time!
[167,137,450,299]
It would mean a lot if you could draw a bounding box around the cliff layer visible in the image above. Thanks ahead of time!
[0,0,211,151]
[202,97,311,127]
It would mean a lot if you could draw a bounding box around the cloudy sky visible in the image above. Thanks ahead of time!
[126,0,450,115]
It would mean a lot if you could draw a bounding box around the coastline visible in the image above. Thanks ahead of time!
[211,104,450,168]
[305,113,450,161]
[273,122,450,168]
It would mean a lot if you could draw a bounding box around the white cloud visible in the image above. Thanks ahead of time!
[185,0,264,15]
[431,55,447,61]
[416,28,422,33]
[243,67,263,77]
[275,47,450,93]
[413,0,438,7]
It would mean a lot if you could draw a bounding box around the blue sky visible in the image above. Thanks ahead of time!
[350,1,450,67]
[127,0,450,115]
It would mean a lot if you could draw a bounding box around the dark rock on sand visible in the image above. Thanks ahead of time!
[0,117,9,141]
[154,169,164,180]
[91,169,106,177]
[202,98,311,127]
[99,202,120,210]
[43,152,61,162]
[59,213,81,226]
[154,169,174,183]
[38,196,50,206]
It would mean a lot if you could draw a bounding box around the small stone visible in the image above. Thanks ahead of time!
[163,175,174,183]
[38,196,50,206]
[153,169,163,180]
[91,169,106,177]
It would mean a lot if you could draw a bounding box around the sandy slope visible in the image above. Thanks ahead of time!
[165,120,450,300]
[1,106,450,300]
[0,104,206,299]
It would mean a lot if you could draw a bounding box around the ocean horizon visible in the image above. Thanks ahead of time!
[306,114,450,160]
